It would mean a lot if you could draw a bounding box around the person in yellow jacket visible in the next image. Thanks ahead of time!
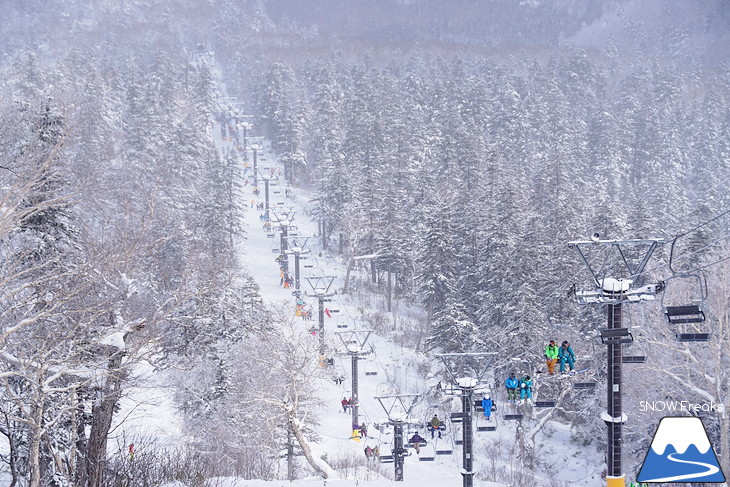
[545,340,559,375]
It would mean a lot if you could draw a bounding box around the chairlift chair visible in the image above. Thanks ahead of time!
[435,436,454,455]
[476,413,497,432]
[364,358,378,376]
[661,273,711,342]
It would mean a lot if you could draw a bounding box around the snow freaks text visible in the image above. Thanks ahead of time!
[639,400,725,413]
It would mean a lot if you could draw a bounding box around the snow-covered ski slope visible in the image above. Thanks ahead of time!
[201,113,606,486]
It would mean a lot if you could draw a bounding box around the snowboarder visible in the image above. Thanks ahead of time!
[481,394,495,421]
[519,375,533,403]
[341,397,349,413]
[429,415,442,439]
[545,340,559,375]
[409,432,425,453]
[559,341,576,374]
[505,372,519,403]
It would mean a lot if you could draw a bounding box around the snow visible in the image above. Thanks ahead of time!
[650,417,712,455]
[120,98,607,487]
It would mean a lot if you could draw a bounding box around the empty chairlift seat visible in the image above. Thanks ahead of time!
[665,305,706,324]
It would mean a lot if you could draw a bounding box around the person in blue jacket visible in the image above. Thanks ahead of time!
[481,393,495,421]
[559,341,576,374]
[505,373,519,403]
[519,375,533,404]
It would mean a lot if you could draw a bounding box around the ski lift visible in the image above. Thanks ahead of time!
[435,435,454,455]
[661,274,711,342]
[573,381,596,391]
[622,355,647,364]
[662,238,711,342]
[271,241,281,253]
[378,444,395,463]
[364,358,378,376]
[476,413,497,432]
[534,378,557,408]
[418,443,436,461]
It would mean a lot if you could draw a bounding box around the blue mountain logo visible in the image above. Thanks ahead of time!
[638,416,725,483]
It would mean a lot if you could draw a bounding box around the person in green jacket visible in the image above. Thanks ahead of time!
[545,340,559,375]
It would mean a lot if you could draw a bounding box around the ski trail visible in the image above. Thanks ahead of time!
[641,452,720,482]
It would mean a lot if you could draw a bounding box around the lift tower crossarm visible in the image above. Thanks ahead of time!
[568,238,665,287]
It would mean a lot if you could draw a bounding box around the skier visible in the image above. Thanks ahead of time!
[364,446,374,458]
[481,393,495,421]
[519,375,533,404]
[360,423,368,438]
[505,372,519,403]
[559,341,576,374]
[429,414,442,439]
[409,432,425,453]
[352,423,361,440]
[341,397,349,413]
[545,340,559,375]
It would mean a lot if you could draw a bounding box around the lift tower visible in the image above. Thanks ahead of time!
[305,276,336,357]
[285,235,310,294]
[375,394,421,482]
[568,236,664,487]
[437,352,497,487]
[337,330,372,431]
[270,208,296,276]
[257,166,279,222]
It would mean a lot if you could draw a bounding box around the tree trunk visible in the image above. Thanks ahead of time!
[343,258,355,295]
[287,412,334,479]
[84,351,125,487]
[29,397,44,487]
[0,417,18,487]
